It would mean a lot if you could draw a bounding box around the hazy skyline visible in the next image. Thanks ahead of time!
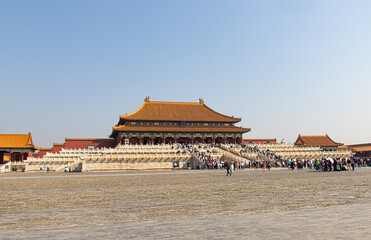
[1,0,370,147]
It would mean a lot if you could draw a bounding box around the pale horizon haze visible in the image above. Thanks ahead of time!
[1,0,370,147]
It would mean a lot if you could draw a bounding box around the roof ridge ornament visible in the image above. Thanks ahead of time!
[199,98,204,104]
[144,96,150,102]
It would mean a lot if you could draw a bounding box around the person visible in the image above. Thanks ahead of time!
[225,162,231,176]
[315,160,320,172]
[309,160,313,169]
[328,160,333,172]
[347,159,351,170]
[290,161,295,170]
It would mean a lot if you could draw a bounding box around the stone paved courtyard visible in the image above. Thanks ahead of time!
[0,168,370,239]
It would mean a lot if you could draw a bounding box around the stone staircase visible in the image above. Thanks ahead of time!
[255,152,274,162]
[55,158,83,172]
[217,146,252,163]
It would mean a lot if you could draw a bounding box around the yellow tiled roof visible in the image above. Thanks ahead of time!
[294,135,343,147]
[119,100,241,123]
[0,133,36,149]
[347,143,371,152]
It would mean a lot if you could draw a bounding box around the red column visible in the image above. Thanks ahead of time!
[139,138,142,145]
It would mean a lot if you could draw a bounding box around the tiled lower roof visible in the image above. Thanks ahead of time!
[113,125,250,133]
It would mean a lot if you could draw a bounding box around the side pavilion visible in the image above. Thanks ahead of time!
[294,134,343,151]
[0,133,38,164]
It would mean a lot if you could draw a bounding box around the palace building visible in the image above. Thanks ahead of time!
[110,97,250,145]
[347,143,371,158]
[0,133,38,164]
[294,134,343,151]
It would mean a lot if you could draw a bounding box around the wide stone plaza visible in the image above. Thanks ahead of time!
[0,168,370,239]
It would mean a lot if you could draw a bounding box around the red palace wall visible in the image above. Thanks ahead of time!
[31,144,64,158]
[64,138,118,149]
[36,149,53,158]
[52,144,65,152]
[32,138,118,158]
[242,139,277,144]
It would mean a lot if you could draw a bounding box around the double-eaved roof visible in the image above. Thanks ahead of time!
[294,134,343,147]
[111,98,250,137]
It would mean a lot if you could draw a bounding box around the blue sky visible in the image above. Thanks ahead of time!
[1,0,370,147]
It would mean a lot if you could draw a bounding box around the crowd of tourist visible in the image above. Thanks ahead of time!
[180,143,370,174]
[241,144,371,171]
[183,144,246,170]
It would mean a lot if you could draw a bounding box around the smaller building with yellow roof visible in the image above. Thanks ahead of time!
[0,133,38,164]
